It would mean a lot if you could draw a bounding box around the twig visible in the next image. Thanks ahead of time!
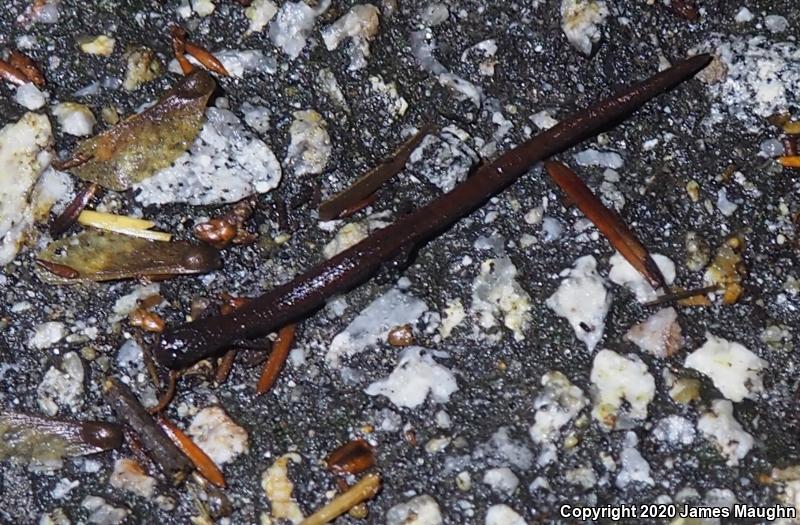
[103,377,193,484]
[156,54,713,369]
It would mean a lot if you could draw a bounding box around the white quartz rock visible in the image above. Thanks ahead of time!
[615,431,654,488]
[37,352,84,416]
[187,406,249,465]
[285,109,331,176]
[109,458,156,499]
[698,399,754,466]
[407,125,478,192]
[386,495,443,525]
[81,496,128,525]
[52,102,96,136]
[365,347,458,408]
[471,256,532,341]
[327,287,428,366]
[29,321,66,349]
[409,30,482,107]
[261,453,304,524]
[269,0,330,59]
[624,307,682,358]
[529,371,586,465]
[590,349,655,430]
[15,82,47,109]
[135,106,281,205]
[482,467,519,495]
[560,0,609,56]
[546,255,610,351]
[608,251,675,302]
[245,0,278,34]
[486,505,527,525]
[321,4,380,70]
[323,222,368,259]
[684,333,765,402]
[0,112,53,265]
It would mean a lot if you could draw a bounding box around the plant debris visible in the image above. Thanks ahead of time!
[61,69,216,191]
[255,324,296,395]
[299,473,381,525]
[0,411,122,465]
[326,439,375,476]
[545,161,667,290]
[318,123,436,221]
[36,229,221,284]
[158,417,226,488]
[102,377,194,485]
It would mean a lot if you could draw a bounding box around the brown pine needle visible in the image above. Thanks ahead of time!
[185,42,230,76]
[158,417,226,488]
[299,473,382,525]
[256,324,296,395]
[778,155,800,168]
[544,161,667,290]
[0,59,29,85]
[8,50,45,86]
[318,124,437,221]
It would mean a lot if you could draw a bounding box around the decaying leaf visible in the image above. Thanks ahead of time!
[65,69,216,191]
[36,229,221,284]
[0,411,122,465]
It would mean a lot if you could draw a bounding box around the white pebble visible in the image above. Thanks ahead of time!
[15,83,46,110]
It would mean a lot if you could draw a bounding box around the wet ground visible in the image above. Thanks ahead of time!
[1,0,800,524]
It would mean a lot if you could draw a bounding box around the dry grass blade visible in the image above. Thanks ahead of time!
[299,473,382,525]
[256,324,296,395]
[544,161,667,290]
[318,124,437,221]
[158,417,226,488]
